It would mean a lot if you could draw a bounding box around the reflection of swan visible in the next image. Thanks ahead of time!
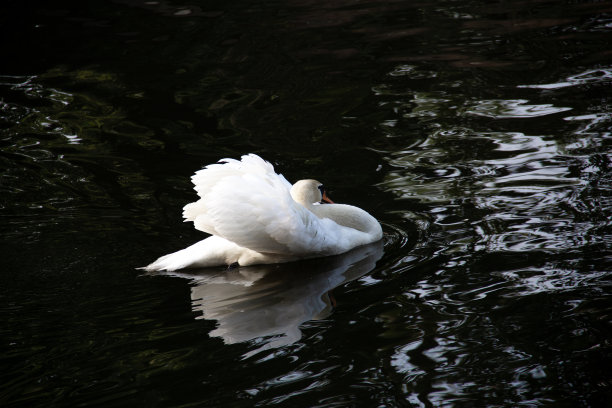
[164,241,383,357]
[144,154,382,271]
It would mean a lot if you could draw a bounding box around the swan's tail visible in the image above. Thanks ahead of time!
[141,248,194,272]
[142,236,236,271]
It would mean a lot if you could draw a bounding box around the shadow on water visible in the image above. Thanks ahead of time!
[149,241,385,358]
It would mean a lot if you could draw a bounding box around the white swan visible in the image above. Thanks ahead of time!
[143,154,383,271]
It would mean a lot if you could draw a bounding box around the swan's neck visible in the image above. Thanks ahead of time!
[289,179,382,240]
[311,203,382,237]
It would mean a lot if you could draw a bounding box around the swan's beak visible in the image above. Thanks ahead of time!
[321,191,334,204]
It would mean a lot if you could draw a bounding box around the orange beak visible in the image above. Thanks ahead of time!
[321,191,334,204]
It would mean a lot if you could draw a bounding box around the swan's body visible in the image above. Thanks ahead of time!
[144,154,382,271]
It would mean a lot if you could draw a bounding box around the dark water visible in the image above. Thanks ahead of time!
[1,0,611,406]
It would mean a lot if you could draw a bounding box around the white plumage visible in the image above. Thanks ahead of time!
[144,154,382,271]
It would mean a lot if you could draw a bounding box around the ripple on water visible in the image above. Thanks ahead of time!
[465,99,572,119]
[518,67,612,90]
[373,63,610,371]
[0,74,163,239]
[497,263,610,297]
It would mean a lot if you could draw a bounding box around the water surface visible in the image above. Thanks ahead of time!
[1,0,611,407]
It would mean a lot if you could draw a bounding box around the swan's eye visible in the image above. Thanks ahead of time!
[317,184,325,194]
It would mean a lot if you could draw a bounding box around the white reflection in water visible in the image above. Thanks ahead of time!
[377,120,599,257]
[381,131,583,206]
[377,89,573,121]
[465,99,572,119]
[160,241,383,358]
[498,264,608,296]
[518,67,612,90]
[564,113,612,141]
[391,341,424,381]
[388,64,438,79]
[404,92,453,119]
[0,75,79,144]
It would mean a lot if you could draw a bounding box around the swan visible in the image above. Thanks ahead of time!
[143,154,383,271]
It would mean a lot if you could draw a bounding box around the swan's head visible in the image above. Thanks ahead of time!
[291,179,334,206]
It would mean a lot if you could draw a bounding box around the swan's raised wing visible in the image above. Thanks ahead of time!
[182,154,344,255]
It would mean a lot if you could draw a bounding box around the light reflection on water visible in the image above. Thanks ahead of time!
[376,61,605,263]
[365,56,610,405]
[518,67,612,90]
[465,99,572,119]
